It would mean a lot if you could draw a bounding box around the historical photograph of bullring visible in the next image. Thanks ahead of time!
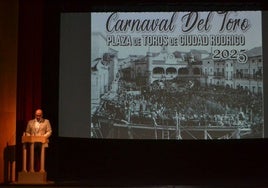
[91,11,264,139]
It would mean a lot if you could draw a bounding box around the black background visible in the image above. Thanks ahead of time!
[41,0,268,186]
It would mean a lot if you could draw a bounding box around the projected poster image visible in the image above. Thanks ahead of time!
[91,11,264,139]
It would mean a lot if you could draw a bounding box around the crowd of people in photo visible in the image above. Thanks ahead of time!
[94,78,263,137]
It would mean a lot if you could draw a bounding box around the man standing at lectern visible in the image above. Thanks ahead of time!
[26,109,52,138]
[25,109,52,171]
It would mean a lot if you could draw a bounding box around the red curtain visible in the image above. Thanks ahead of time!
[16,0,44,130]
[16,0,44,173]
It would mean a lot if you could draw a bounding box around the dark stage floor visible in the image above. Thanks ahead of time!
[1,181,268,188]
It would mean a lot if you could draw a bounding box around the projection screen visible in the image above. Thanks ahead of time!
[59,11,265,139]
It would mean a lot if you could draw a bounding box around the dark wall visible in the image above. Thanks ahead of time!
[0,0,18,183]
[36,0,268,186]
[50,138,268,186]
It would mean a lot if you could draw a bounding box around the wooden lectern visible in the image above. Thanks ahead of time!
[17,135,49,184]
